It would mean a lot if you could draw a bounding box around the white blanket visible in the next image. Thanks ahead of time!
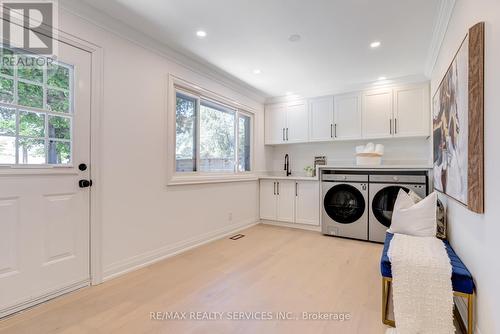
[386,233,455,334]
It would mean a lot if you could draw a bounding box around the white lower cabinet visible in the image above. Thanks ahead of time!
[260,179,319,226]
[295,181,320,225]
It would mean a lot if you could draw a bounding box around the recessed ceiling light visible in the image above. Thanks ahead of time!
[288,34,301,42]
[285,92,293,96]
[378,76,387,80]
[196,30,207,38]
[370,41,381,48]
[253,69,262,75]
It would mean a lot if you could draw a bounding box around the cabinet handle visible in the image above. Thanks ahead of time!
[286,128,289,141]
[330,124,333,138]
[277,182,280,195]
[282,128,285,141]
[295,182,298,197]
[334,124,337,138]
[394,118,398,134]
[273,182,276,195]
[389,119,392,135]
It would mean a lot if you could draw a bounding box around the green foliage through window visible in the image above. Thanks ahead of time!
[0,47,73,165]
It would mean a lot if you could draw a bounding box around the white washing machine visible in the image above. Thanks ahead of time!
[368,173,428,243]
[322,173,369,241]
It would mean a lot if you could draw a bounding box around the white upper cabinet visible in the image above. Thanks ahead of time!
[308,96,334,142]
[334,93,362,140]
[265,82,430,145]
[393,84,430,137]
[265,100,308,144]
[286,101,309,143]
[362,88,394,139]
[265,104,287,144]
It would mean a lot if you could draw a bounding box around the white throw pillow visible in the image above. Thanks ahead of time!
[388,190,437,237]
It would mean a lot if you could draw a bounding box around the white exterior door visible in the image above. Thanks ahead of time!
[265,104,286,144]
[393,84,430,137]
[334,93,362,140]
[0,41,92,317]
[276,180,295,223]
[295,181,319,226]
[286,101,308,143]
[308,96,334,142]
[362,89,394,138]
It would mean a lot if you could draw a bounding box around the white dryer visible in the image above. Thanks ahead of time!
[322,173,369,241]
[368,173,428,243]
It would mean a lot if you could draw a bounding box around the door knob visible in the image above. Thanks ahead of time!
[79,179,93,188]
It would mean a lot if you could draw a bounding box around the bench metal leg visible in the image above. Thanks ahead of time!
[381,277,473,333]
[382,277,395,327]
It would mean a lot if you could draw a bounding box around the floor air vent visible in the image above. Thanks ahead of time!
[229,234,245,240]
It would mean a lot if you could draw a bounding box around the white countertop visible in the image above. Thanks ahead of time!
[259,173,319,181]
[259,163,432,181]
[318,164,432,170]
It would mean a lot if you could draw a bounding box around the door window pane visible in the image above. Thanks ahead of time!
[199,101,235,172]
[18,138,45,164]
[18,81,43,108]
[0,107,16,136]
[47,89,70,113]
[175,92,197,172]
[0,136,16,164]
[0,76,14,103]
[18,56,43,83]
[48,140,71,164]
[238,114,251,172]
[48,115,71,140]
[0,49,14,76]
[19,111,45,137]
[47,63,70,90]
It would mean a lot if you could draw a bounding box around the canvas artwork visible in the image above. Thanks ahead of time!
[433,36,469,205]
[432,22,484,213]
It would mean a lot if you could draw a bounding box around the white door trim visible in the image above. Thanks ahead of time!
[1,13,105,286]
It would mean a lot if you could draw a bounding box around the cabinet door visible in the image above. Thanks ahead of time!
[260,180,277,220]
[295,181,320,226]
[309,96,334,142]
[265,104,286,144]
[276,180,296,223]
[393,84,430,137]
[286,101,309,143]
[334,93,362,140]
[362,89,394,138]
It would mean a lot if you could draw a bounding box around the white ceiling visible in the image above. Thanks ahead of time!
[80,0,443,98]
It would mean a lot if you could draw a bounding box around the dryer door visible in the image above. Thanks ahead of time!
[323,184,366,224]
[371,185,410,227]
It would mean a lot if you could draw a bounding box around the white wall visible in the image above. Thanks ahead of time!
[431,1,500,333]
[58,7,267,279]
[269,138,431,175]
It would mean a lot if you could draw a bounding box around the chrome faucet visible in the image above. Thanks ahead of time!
[284,154,291,176]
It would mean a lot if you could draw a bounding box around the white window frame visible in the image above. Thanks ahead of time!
[167,75,257,185]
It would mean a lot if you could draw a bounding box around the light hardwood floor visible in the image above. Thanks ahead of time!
[0,224,389,334]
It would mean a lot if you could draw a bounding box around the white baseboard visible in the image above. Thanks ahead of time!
[261,220,321,232]
[103,219,259,281]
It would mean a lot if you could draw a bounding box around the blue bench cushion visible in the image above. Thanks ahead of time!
[380,232,474,294]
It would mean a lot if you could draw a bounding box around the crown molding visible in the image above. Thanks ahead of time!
[424,0,456,77]
[59,0,268,104]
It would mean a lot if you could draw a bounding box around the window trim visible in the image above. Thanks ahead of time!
[167,75,257,185]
